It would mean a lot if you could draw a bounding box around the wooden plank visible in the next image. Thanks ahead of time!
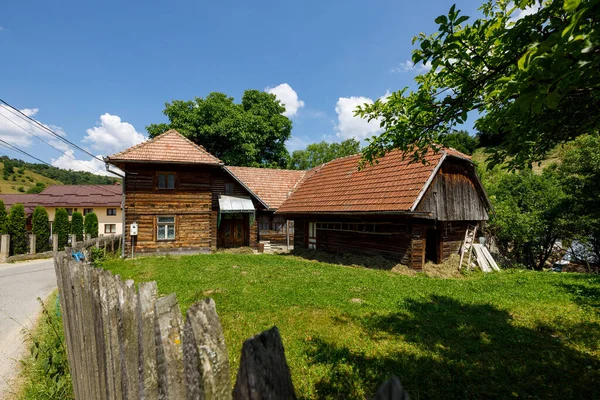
[105,273,125,399]
[183,298,232,400]
[233,326,296,400]
[138,281,159,400]
[373,376,410,400]
[155,293,186,399]
[117,278,140,399]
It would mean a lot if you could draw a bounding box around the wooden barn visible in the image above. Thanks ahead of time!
[105,130,305,256]
[277,148,491,269]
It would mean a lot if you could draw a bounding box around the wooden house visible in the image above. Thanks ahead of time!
[276,148,491,269]
[105,130,305,256]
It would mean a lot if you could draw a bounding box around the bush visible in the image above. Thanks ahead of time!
[32,206,50,253]
[71,212,84,242]
[53,208,70,251]
[27,182,46,194]
[84,212,99,239]
[8,203,28,255]
[0,200,7,234]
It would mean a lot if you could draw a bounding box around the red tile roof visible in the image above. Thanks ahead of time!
[106,130,222,165]
[277,148,472,214]
[0,185,121,214]
[225,166,307,210]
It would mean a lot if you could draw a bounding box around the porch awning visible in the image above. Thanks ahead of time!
[218,195,255,213]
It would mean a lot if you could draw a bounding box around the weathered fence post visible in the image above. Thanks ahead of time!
[233,326,296,400]
[183,298,232,400]
[71,234,77,247]
[86,234,91,241]
[52,234,59,252]
[155,293,186,399]
[138,282,159,400]
[0,235,9,262]
[29,234,36,255]
[373,376,410,400]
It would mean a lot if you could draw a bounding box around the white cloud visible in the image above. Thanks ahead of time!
[286,135,311,152]
[510,2,540,22]
[0,104,36,147]
[265,83,305,117]
[50,149,112,176]
[83,113,145,154]
[335,96,384,141]
[391,60,432,74]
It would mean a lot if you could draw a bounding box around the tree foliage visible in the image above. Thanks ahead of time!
[557,134,600,263]
[487,169,568,270]
[32,206,50,253]
[71,211,84,242]
[0,200,7,235]
[8,203,28,255]
[54,208,70,251]
[356,0,600,169]
[147,91,292,168]
[84,212,99,239]
[440,130,479,155]
[288,139,361,170]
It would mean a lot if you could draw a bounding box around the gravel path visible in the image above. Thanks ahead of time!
[0,259,56,399]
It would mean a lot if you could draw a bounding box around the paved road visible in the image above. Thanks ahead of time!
[0,259,56,399]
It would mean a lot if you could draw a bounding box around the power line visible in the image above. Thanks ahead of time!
[0,98,105,164]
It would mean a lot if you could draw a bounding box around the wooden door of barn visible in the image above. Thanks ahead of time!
[219,214,247,248]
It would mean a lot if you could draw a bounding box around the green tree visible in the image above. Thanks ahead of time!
[288,139,361,170]
[84,212,99,239]
[54,208,70,250]
[440,130,479,155]
[557,134,600,263]
[26,182,46,194]
[32,206,50,252]
[356,0,600,169]
[7,204,27,255]
[71,211,84,242]
[147,91,292,168]
[487,169,568,270]
[0,200,7,234]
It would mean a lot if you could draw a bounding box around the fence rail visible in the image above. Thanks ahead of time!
[55,247,409,399]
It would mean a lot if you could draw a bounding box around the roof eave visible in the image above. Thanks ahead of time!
[105,159,224,167]
[276,210,431,216]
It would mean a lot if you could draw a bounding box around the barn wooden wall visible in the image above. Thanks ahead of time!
[417,161,488,221]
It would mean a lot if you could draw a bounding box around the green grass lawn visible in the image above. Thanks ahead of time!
[100,253,600,399]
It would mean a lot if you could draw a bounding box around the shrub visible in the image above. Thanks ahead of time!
[32,206,50,253]
[71,212,84,242]
[8,203,28,255]
[17,186,25,192]
[53,208,70,251]
[0,200,7,234]
[27,182,46,194]
[84,212,99,239]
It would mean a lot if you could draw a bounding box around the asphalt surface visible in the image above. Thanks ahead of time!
[0,259,56,399]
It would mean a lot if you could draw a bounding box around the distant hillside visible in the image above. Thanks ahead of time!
[0,156,119,194]
[471,146,562,175]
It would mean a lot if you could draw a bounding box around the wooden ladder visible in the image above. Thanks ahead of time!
[459,224,478,271]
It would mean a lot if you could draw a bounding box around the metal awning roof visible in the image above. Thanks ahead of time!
[218,195,255,213]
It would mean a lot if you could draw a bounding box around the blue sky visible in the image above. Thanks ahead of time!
[0,0,484,174]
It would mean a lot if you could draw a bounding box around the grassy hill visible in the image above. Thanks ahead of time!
[0,156,119,194]
[471,145,562,175]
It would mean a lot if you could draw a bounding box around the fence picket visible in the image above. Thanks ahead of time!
[138,281,159,400]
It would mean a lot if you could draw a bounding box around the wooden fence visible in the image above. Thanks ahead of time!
[54,248,409,399]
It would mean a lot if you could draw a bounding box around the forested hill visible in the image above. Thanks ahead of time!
[0,156,118,194]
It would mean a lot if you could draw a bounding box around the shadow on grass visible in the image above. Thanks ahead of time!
[302,295,600,400]
[284,248,399,270]
[559,279,600,316]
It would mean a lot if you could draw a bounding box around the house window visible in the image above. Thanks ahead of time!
[83,208,93,216]
[104,224,117,234]
[225,183,234,195]
[259,215,270,232]
[66,208,73,216]
[157,216,175,241]
[157,172,176,190]
[107,208,117,216]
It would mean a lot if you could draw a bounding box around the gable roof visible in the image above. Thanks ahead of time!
[225,166,307,210]
[277,148,475,214]
[105,130,222,166]
[0,185,121,215]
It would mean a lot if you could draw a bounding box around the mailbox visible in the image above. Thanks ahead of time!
[130,222,138,236]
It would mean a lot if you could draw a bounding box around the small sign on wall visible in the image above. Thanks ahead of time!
[130,222,138,236]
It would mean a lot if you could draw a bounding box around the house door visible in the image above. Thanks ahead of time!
[308,222,317,249]
[219,215,247,248]
[425,228,439,263]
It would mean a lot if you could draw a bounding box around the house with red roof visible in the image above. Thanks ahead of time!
[105,130,305,255]
[276,148,491,269]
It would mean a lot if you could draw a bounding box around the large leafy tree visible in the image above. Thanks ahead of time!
[147,91,292,168]
[288,139,361,170]
[32,206,50,253]
[54,208,70,250]
[356,0,600,169]
[8,204,27,255]
[0,200,7,234]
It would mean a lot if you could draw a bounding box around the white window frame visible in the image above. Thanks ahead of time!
[157,216,176,241]
[104,224,117,234]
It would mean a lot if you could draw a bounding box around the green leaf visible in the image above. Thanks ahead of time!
[564,0,581,12]
[435,15,448,25]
